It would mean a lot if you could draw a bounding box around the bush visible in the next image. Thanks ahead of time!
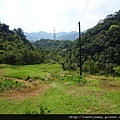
[23,105,50,114]
[0,78,22,92]
[62,63,77,71]
[113,66,120,76]
[61,75,87,85]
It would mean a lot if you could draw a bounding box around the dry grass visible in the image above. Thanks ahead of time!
[0,77,49,100]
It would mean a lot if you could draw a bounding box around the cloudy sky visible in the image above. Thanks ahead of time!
[0,0,120,33]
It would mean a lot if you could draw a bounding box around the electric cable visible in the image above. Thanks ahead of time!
[79,0,90,21]
[68,0,90,41]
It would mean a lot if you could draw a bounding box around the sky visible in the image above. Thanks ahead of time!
[0,0,120,33]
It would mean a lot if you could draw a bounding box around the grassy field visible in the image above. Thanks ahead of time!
[0,64,120,114]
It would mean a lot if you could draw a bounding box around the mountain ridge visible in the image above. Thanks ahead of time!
[24,31,78,41]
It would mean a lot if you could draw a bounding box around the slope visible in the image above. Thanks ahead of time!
[0,22,45,65]
[72,10,120,75]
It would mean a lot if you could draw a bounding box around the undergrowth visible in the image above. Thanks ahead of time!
[57,74,87,85]
[23,104,50,114]
[0,78,22,92]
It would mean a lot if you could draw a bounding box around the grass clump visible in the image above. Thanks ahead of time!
[0,78,22,92]
[60,75,87,85]
[23,105,50,114]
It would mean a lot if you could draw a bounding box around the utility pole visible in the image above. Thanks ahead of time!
[79,22,82,76]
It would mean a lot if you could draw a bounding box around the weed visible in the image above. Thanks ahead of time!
[0,78,22,92]
[23,105,50,114]
[60,75,87,85]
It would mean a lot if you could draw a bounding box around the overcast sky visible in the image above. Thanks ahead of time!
[0,0,120,33]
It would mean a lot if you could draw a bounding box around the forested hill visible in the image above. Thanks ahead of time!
[33,10,120,75]
[0,22,45,65]
[32,39,73,63]
[75,10,120,75]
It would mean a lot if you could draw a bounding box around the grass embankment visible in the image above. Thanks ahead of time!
[0,64,62,80]
[0,64,120,114]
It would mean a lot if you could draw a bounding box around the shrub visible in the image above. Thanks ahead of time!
[113,66,120,76]
[61,75,87,85]
[0,78,22,92]
[23,105,50,114]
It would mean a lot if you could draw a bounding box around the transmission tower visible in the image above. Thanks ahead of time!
[53,28,56,40]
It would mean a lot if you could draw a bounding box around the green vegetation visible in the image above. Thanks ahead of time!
[56,74,87,85]
[113,66,120,76]
[0,10,120,114]
[0,64,62,80]
[0,78,22,92]
[33,10,120,75]
[1,10,120,75]
[0,64,120,114]
[0,24,45,65]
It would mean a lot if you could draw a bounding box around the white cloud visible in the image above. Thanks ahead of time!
[0,0,120,32]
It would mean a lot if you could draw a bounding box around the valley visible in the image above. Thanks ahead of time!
[0,10,120,115]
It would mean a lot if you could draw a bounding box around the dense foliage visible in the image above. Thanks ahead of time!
[33,39,73,64]
[75,10,120,75]
[0,22,45,65]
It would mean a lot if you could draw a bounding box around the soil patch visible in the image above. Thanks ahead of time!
[100,85,120,91]
[0,80,49,100]
[0,70,4,76]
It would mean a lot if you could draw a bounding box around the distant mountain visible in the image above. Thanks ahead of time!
[24,31,53,41]
[24,31,78,41]
[57,31,78,40]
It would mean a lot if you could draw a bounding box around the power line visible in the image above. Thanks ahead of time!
[79,0,90,21]
[71,0,90,41]
[66,0,90,42]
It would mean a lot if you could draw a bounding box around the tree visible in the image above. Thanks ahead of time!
[82,55,97,74]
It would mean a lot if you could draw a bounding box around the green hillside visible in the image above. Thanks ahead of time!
[33,10,120,75]
[78,10,120,75]
[0,23,45,65]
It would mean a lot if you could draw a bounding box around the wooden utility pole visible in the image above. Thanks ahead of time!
[79,22,82,76]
